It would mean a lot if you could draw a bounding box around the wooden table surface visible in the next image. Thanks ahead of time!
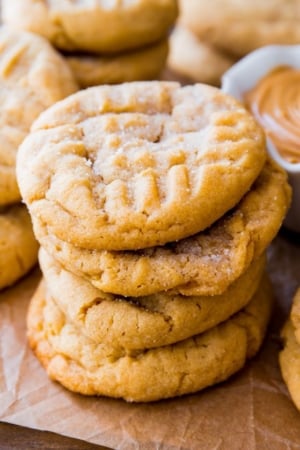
[0,422,112,449]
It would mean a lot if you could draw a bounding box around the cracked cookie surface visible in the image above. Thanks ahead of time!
[34,158,291,297]
[17,81,267,251]
[27,274,273,402]
[2,0,178,53]
[39,247,266,350]
[0,26,78,206]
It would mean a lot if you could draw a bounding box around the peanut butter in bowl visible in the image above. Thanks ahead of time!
[244,65,300,165]
[221,45,300,233]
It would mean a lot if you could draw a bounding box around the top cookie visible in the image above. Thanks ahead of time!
[2,0,178,53]
[180,0,300,58]
[0,26,78,206]
[17,82,266,251]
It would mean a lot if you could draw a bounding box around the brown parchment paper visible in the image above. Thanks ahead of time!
[0,231,300,450]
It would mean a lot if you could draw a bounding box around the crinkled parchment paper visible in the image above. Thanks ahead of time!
[0,232,300,450]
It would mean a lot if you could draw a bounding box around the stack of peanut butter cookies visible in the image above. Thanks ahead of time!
[16,81,291,402]
[2,0,178,88]
[0,25,78,290]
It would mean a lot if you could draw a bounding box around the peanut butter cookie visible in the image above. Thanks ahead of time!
[0,204,39,290]
[0,26,78,206]
[180,0,300,58]
[279,319,300,412]
[39,247,266,350]
[27,274,273,402]
[289,288,300,345]
[17,81,266,251]
[168,25,235,85]
[33,159,291,297]
[2,0,178,53]
[65,39,168,88]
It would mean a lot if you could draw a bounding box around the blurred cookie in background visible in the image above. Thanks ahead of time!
[2,0,178,86]
[0,205,39,290]
[64,39,169,88]
[168,0,300,85]
[2,0,178,53]
[179,0,300,58]
[0,26,78,206]
[167,25,235,85]
[280,290,300,413]
[0,26,77,290]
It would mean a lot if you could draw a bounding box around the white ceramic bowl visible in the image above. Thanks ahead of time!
[221,45,300,233]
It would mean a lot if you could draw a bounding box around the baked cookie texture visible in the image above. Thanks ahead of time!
[280,318,300,411]
[0,26,78,206]
[0,205,39,290]
[64,39,169,88]
[279,288,300,411]
[167,25,235,86]
[16,81,267,251]
[27,274,273,402]
[15,79,290,401]
[32,158,291,297]
[179,0,300,58]
[2,0,178,53]
[291,289,300,344]
[39,247,266,350]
